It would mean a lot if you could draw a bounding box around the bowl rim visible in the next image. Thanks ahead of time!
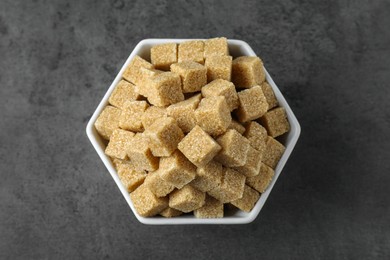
[86,38,301,225]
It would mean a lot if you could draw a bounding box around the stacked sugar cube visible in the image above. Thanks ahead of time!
[94,37,290,218]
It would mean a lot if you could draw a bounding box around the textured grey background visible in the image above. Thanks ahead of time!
[1,0,389,259]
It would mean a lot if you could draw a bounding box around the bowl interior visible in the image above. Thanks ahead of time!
[86,39,300,225]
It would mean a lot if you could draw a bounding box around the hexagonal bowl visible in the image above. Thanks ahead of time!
[86,39,300,225]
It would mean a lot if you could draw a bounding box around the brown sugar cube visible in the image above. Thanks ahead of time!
[191,161,223,192]
[244,121,268,152]
[159,150,197,189]
[144,170,175,197]
[205,55,232,82]
[231,185,260,212]
[246,163,275,193]
[150,43,178,70]
[259,107,290,138]
[195,96,232,136]
[130,184,168,217]
[233,146,263,177]
[178,125,221,167]
[167,94,201,133]
[214,129,250,167]
[169,184,206,213]
[201,79,239,111]
[137,67,163,97]
[122,55,154,85]
[105,129,135,160]
[119,100,149,132]
[147,72,184,107]
[194,195,224,218]
[94,106,121,140]
[262,136,285,169]
[170,61,207,93]
[261,82,278,109]
[228,120,246,135]
[117,163,147,193]
[141,106,167,129]
[208,167,246,203]
[144,117,184,157]
[127,133,159,171]
[204,37,229,57]
[160,207,183,218]
[108,80,141,109]
[111,157,132,170]
[236,85,268,122]
[232,56,265,88]
[178,40,204,64]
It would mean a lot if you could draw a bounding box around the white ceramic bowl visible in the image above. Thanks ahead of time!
[86,39,301,225]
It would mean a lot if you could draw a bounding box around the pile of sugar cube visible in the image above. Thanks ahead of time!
[94,37,290,218]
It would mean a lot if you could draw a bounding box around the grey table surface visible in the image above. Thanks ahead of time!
[1,0,389,259]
